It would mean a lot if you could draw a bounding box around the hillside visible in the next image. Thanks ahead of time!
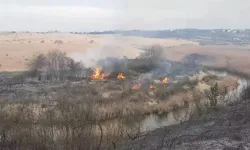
[87,29,250,45]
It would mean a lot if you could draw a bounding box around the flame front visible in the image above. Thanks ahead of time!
[132,83,141,89]
[117,73,126,79]
[149,84,156,89]
[162,77,168,84]
[91,67,108,80]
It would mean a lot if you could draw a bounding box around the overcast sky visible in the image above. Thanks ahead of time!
[0,0,250,31]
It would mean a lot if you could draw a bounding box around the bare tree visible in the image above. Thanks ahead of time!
[140,45,166,62]
[29,50,84,81]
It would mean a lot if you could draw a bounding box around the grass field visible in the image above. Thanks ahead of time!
[1,32,250,74]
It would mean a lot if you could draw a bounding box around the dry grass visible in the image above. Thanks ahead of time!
[0,33,196,71]
[0,69,241,150]
[0,96,143,149]
[1,33,250,77]
[167,45,250,75]
[0,82,205,149]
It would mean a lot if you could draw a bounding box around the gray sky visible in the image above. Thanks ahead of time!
[0,0,250,31]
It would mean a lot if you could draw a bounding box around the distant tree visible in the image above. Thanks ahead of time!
[54,40,63,46]
[69,60,85,79]
[139,45,166,61]
[148,45,165,61]
[138,45,166,68]
[29,50,84,81]
[29,54,47,75]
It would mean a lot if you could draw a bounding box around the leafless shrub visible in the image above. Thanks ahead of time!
[0,89,147,150]
[127,58,155,73]
[155,78,198,100]
[241,84,250,100]
[205,83,219,108]
[127,45,166,73]
[54,40,63,45]
[28,50,84,81]
[183,53,216,66]
[202,74,219,83]
[139,44,166,61]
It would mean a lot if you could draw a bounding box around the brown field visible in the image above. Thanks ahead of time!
[1,32,250,73]
[167,45,250,74]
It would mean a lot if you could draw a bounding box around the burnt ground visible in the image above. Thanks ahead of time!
[119,96,250,150]
[182,53,216,66]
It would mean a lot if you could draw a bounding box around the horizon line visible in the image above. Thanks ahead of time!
[1,28,250,33]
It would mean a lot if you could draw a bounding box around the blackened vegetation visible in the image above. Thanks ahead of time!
[183,53,216,66]
[241,85,250,100]
[127,58,156,73]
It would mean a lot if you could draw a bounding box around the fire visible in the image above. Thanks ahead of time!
[162,77,168,84]
[149,84,156,89]
[132,83,141,89]
[117,73,126,79]
[91,67,108,80]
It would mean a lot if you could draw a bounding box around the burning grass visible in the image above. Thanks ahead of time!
[161,77,168,84]
[117,72,126,80]
[90,67,109,80]
[132,83,141,90]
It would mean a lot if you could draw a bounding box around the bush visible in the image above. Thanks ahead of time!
[139,45,166,61]
[155,79,198,100]
[241,85,250,100]
[28,50,84,81]
[127,58,155,73]
[127,45,167,73]
[205,83,219,107]
[202,75,219,83]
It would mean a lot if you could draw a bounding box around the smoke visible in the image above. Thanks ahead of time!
[69,45,122,67]
[69,36,142,68]
[69,43,200,84]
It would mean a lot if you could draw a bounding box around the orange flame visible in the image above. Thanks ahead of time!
[132,83,141,89]
[91,67,108,80]
[117,73,126,79]
[162,77,168,84]
[149,84,156,89]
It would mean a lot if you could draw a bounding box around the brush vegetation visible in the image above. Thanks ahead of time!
[0,48,243,150]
